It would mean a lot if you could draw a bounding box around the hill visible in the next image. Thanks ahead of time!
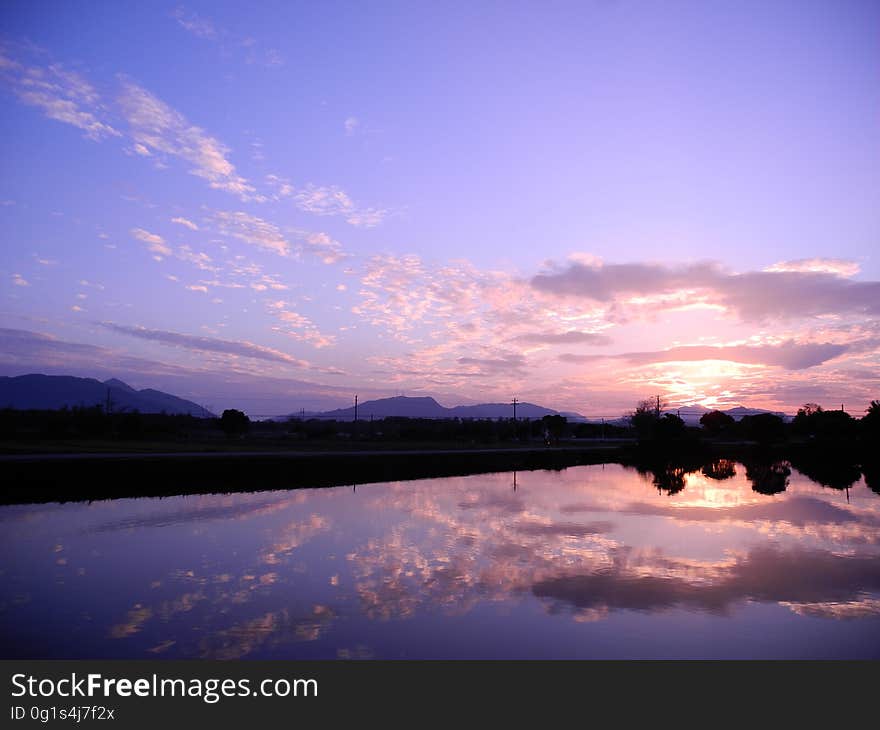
[0,374,214,417]
[296,395,580,421]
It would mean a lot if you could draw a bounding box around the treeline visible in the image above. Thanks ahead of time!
[629,399,880,447]
[0,406,212,441]
[0,406,625,445]
[1,400,877,450]
[621,452,879,497]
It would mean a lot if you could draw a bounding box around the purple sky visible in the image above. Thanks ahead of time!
[1,1,879,416]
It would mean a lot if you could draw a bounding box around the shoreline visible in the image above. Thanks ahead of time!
[1,443,627,505]
[2,439,873,506]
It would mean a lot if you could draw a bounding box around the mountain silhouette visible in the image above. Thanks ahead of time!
[296,395,579,420]
[0,374,214,417]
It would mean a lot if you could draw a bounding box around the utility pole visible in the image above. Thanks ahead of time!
[354,394,358,423]
[512,397,518,421]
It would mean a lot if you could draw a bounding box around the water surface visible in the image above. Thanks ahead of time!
[2,461,879,659]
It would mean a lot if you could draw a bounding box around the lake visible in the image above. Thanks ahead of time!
[2,460,879,659]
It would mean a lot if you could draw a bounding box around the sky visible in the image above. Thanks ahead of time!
[1,0,879,417]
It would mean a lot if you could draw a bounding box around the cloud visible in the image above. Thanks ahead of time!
[101,322,310,368]
[171,216,199,231]
[265,300,336,349]
[715,271,880,321]
[457,353,527,374]
[211,211,290,256]
[130,227,172,257]
[265,174,293,199]
[0,328,360,412]
[532,260,721,301]
[171,7,283,69]
[171,6,218,40]
[513,519,615,538]
[532,545,880,615]
[511,331,612,346]
[559,340,849,370]
[0,327,195,378]
[294,184,386,228]
[562,496,880,531]
[118,81,258,201]
[532,259,880,322]
[294,230,347,264]
[211,210,347,264]
[0,46,120,140]
[11,273,29,287]
[765,258,861,277]
[176,245,215,271]
[344,116,359,135]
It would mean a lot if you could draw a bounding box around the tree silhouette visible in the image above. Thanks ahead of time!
[699,410,735,436]
[630,396,665,440]
[702,458,736,480]
[541,414,567,444]
[740,413,785,444]
[862,400,880,439]
[745,460,791,495]
[219,408,250,437]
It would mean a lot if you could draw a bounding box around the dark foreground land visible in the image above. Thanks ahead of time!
[1,443,627,504]
[3,440,878,506]
[1,405,878,504]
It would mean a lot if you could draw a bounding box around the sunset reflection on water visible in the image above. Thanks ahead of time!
[2,462,879,659]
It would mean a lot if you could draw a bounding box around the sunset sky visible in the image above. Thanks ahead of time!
[1,1,878,417]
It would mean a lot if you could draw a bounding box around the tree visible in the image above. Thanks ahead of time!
[702,458,736,480]
[655,412,686,439]
[541,414,567,444]
[699,410,735,436]
[219,408,250,437]
[740,413,785,444]
[630,396,665,439]
[862,400,880,439]
[745,460,791,495]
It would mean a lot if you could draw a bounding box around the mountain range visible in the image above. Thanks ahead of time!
[593,404,790,427]
[0,374,214,417]
[290,396,583,421]
[0,374,792,424]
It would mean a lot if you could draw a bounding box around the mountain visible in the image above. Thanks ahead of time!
[589,404,791,426]
[294,395,581,421]
[0,374,214,417]
[722,406,790,422]
[664,405,790,425]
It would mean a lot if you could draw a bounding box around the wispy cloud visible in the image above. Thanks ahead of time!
[212,211,290,256]
[130,227,172,257]
[266,301,336,349]
[344,116,359,136]
[118,80,259,201]
[101,322,310,368]
[171,216,199,231]
[0,45,119,140]
[457,353,527,375]
[11,273,29,287]
[294,184,387,228]
[171,6,218,40]
[511,331,612,346]
[559,340,850,371]
[211,210,347,264]
[765,258,861,277]
[294,230,347,264]
[171,6,283,68]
